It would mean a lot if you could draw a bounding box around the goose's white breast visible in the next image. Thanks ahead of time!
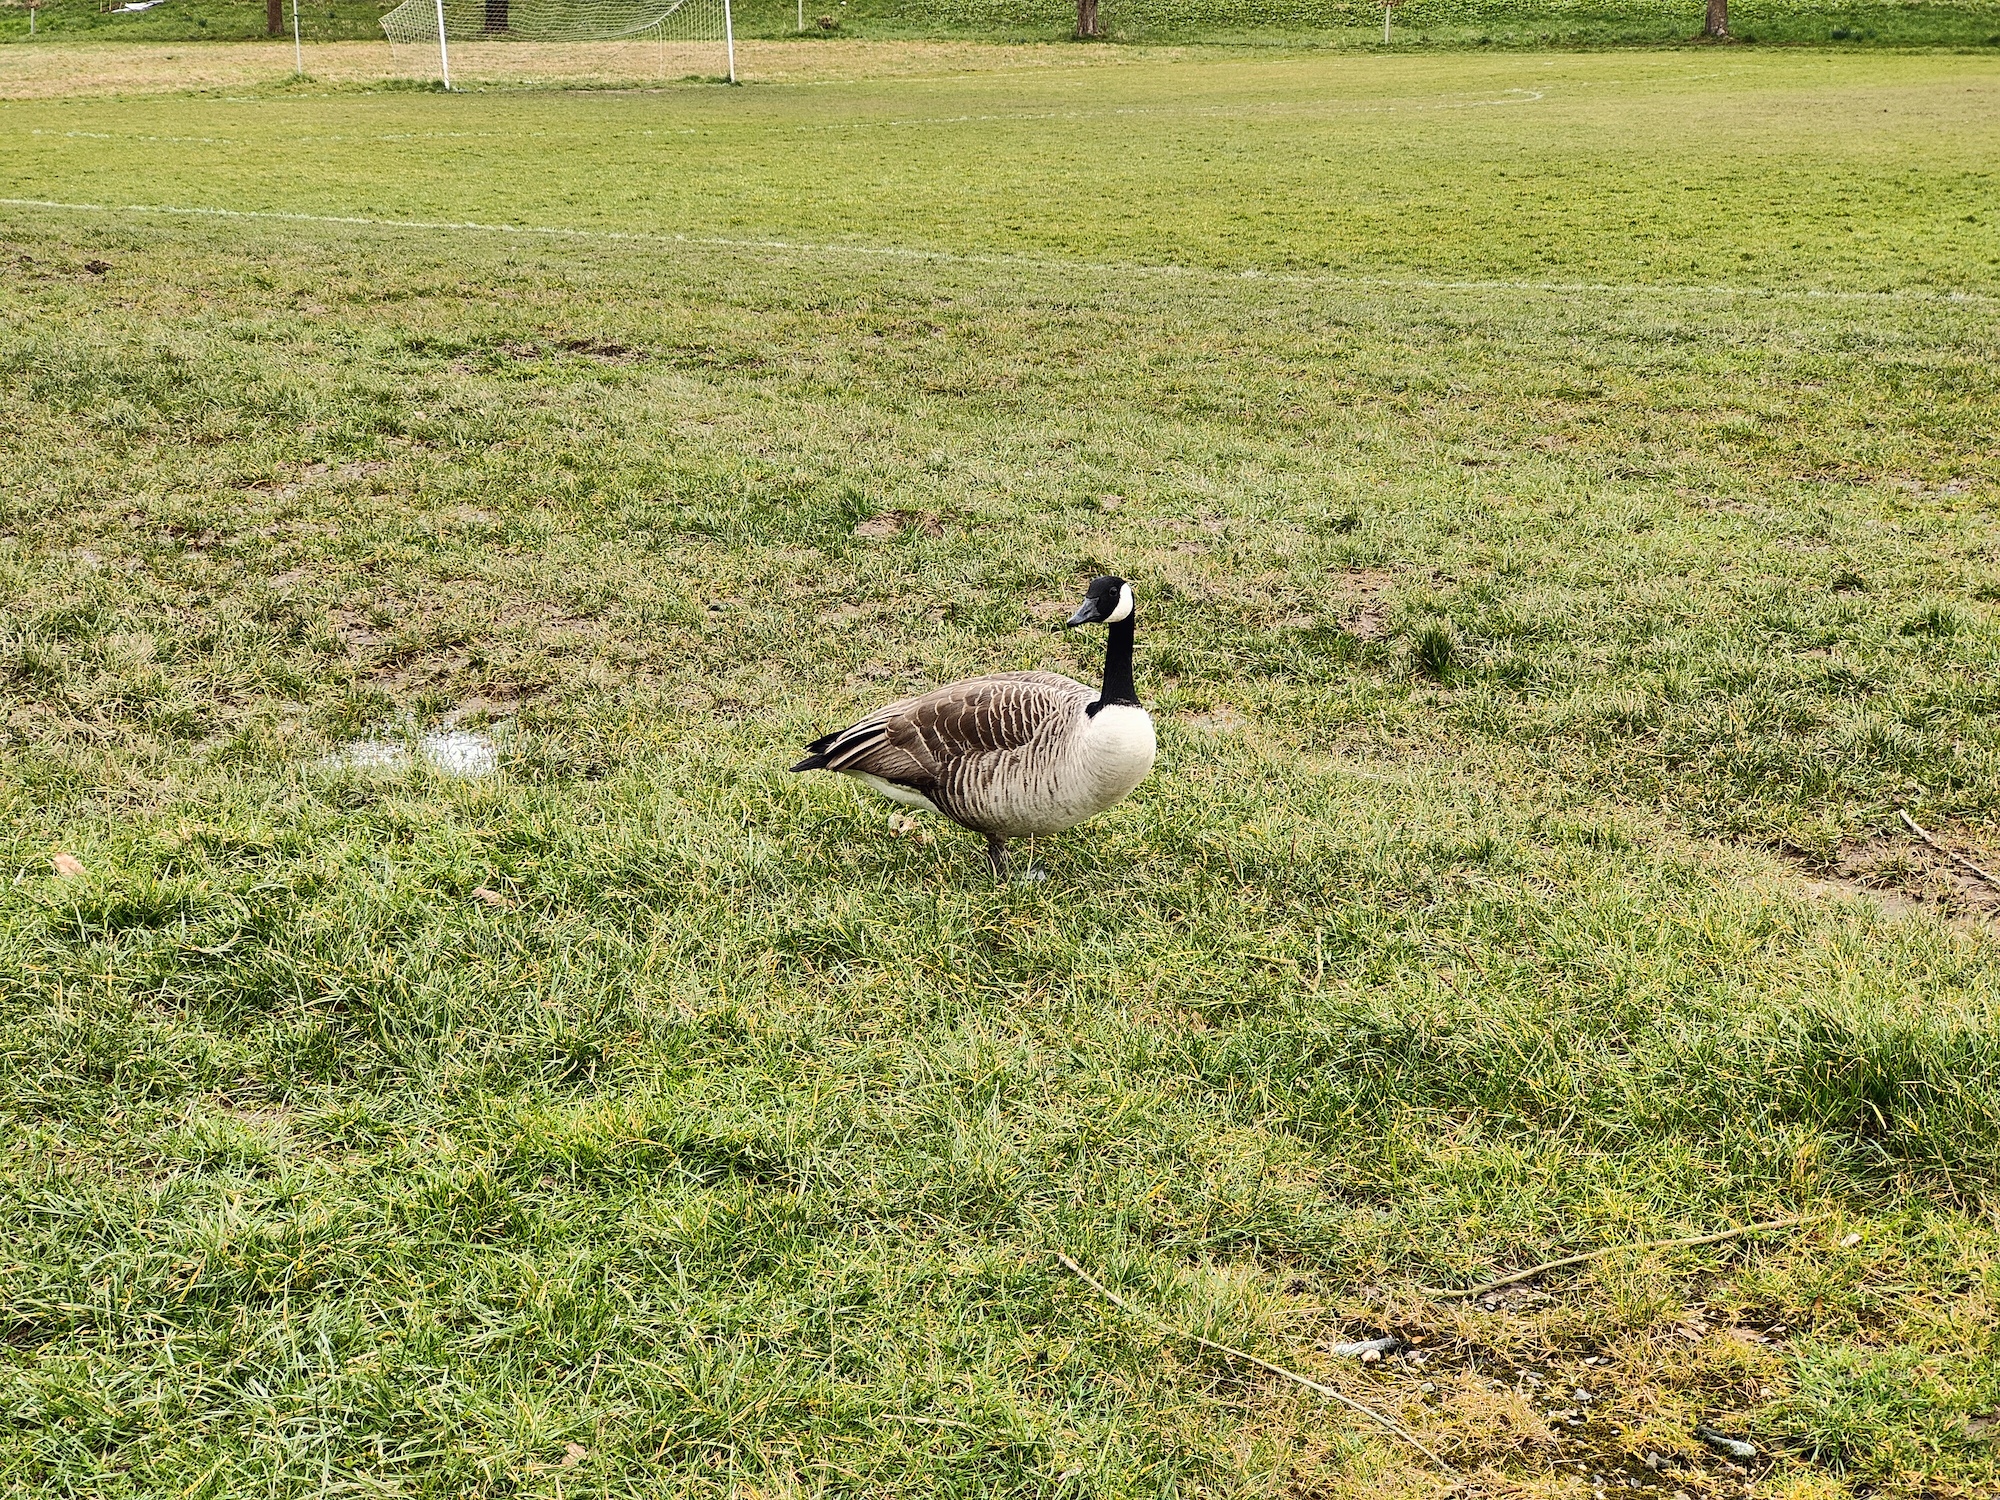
[1081,705,1156,801]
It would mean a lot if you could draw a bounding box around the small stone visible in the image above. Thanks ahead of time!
[1695,1426,1758,1460]
[1361,1348,1382,1364]
[51,852,86,879]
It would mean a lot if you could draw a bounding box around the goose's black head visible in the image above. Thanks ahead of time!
[1064,575,1135,629]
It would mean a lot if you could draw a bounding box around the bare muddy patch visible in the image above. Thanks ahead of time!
[851,511,944,541]
[1332,566,1396,642]
[475,337,647,369]
[1797,822,2000,925]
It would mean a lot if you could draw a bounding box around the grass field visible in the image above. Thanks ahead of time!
[4,43,2000,1500]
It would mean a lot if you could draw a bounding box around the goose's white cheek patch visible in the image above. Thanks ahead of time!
[1104,583,1135,624]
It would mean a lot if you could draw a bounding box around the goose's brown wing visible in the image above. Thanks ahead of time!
[791,672,1090,812]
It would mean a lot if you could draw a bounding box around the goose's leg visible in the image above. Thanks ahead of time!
[985,834,1009,879]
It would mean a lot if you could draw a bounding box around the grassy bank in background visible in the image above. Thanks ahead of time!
[6,0,2000,48]
[2,45,1998,1500]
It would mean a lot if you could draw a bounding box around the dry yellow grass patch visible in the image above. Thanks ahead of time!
[0,36,1178,98]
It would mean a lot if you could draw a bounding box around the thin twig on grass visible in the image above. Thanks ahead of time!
[1053,1251,1455,1475]
[1422,1215,1819,1302]
[1898,809,2000,892]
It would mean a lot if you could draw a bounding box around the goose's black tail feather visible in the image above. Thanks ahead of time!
[789,721,886,774]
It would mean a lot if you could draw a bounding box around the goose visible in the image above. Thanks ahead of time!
[790,575,1156,877]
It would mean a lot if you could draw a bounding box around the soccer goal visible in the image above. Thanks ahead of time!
[381,0,734,89]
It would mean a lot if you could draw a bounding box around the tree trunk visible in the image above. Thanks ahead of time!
[1704,0,1727,35]
[266,0,282,36]
[1075,0,1099,38]
[485,0,508,31]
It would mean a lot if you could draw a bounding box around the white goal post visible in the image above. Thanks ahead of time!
[381,0,735,87]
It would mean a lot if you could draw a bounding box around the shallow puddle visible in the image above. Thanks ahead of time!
[331,728,500,777]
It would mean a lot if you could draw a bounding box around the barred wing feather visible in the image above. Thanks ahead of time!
[791,672,1092,822]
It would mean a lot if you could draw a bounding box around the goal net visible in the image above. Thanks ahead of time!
[381,0,734,88]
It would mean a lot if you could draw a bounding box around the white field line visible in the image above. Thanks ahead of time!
[27,127,574,144]
[28,132,245,145]
[0,194,1993,308]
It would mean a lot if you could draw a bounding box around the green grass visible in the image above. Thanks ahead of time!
[3,45,1999,1500]
[7,0,2000,48]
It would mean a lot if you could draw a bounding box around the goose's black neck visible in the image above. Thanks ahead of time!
[1090,614,1139,714]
